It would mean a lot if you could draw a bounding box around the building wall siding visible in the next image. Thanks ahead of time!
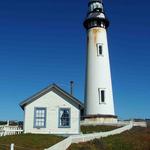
[24,90,80,134]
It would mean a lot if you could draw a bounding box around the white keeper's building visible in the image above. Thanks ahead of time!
[20,84,84,135]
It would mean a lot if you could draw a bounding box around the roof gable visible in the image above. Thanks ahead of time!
[20,84,84,110]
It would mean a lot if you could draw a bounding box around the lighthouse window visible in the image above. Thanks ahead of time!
[99,45,102,55]
[98,89,105,103]
[101,90,105,102]
[97,44,103,56]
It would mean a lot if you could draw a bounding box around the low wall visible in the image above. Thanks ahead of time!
[71,122,133,143]
[80,120,147,127]
[80,122,123,127]
[133,121,147,127]
[45,122,134,150]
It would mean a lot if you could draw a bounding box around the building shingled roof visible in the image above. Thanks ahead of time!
[20,83,84,110]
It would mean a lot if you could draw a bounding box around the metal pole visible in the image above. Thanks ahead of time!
[10,143,14,150]
[70,81,74,96]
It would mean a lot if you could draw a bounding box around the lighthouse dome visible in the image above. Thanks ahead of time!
[88,0,103,13]
[84,0,109,29]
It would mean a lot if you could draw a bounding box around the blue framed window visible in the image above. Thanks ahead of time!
[34,107,46,128]
[59,108,71,128]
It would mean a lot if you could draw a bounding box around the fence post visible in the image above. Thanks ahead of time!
[10,143,14,150]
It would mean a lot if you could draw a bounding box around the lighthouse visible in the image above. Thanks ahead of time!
[84,0,117,123]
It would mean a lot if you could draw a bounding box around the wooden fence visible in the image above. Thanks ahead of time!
[0,125,23,137]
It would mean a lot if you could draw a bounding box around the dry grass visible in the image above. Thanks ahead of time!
[0,134,64,150]
[68,127,150,150]
[81,125,118,134]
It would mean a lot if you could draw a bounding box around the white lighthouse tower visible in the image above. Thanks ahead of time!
[84,0,117,123]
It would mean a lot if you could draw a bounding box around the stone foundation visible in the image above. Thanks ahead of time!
[83,114,118,124]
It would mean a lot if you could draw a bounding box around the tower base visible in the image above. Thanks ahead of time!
[83,114,118,124]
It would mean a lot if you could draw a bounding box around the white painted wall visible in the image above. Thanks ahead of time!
[24,90,80,134]
[85,27,115,116]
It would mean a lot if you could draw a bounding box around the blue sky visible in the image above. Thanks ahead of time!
[0,0,150,121]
